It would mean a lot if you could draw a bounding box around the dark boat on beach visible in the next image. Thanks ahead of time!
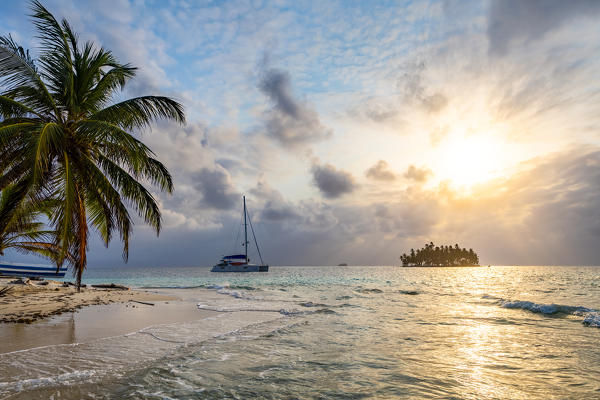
[0,262,67,278]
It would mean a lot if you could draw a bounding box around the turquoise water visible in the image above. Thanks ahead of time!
[2,265,600,399]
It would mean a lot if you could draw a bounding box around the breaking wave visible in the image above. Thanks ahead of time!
[483,295,600,327]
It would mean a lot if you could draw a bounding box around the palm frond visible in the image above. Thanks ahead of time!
[78,120,174,192]
[0,34,36,70]
[96,154,162,233]
[91,96,185,130]
[0,95,43,119]
[0,182,29,235]
[33,122,63,181]
[0,33,59,118]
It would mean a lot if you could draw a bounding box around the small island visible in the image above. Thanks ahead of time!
[400,242,479,267]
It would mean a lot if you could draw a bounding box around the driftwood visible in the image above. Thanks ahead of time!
[0,286,13,297]
[62,281,87,288]
[10,278,30,285]
[91,283,129,290]
[129,300,155,306]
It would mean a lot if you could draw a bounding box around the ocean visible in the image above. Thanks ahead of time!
[1,265,599,399]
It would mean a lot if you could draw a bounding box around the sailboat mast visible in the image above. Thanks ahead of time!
[243,196,248,263]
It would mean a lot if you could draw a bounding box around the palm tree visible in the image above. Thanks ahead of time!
[0,1,185,289]
[0,184,70,263]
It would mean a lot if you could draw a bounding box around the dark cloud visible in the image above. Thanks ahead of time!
[312,163,356,199]
[261,201,300,221]
[193,167,239,210]
[258,67,332,147]
[259,69,300,117]
[249,181,302,222]
[404,165,432,182]
[488,0,600,55]
[82,147,600,267]
[365,160,397,181]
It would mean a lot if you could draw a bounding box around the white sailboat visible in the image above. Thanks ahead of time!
[211,196,268,272]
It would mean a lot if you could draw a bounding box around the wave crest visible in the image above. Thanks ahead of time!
[500,300,593,316]
[483,295,599,328]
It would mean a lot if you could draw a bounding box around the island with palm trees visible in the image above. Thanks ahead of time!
[399,242,480,267]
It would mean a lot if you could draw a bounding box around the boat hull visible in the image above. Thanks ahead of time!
[211,264,269,272]
[0,263,67,278]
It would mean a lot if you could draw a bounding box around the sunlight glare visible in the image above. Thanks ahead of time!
[435,131,505,188]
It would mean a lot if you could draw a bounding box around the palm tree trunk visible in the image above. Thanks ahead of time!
[76,188,87,292]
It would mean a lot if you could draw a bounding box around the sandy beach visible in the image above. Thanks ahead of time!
[0,277,176,324]
[0,278,226,354]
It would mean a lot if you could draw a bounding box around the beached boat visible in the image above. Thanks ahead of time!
[0,262,67,278]
[211,196,268,272]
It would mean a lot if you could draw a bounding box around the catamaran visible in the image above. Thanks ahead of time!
[0,262,67,278]
[211,196,268,272]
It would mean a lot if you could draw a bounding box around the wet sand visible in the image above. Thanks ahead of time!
[0,277,223,353]
[0,300,219,353]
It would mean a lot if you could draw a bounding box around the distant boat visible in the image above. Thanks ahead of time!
[211,196,268,272]
[0,262,67,278]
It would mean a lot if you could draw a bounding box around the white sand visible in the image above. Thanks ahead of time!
[0,277,176,323]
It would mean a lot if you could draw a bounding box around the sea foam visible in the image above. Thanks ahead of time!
[483,295,599,327]
[582,313,600,327]
[500,300,593,316]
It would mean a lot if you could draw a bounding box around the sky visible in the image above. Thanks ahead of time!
[1,0,600,267]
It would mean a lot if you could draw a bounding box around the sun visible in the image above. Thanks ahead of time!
[434,131,506,188]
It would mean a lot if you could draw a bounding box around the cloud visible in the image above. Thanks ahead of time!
[420,92,448,114]
[358,61,449,124]
[311,162,356,199]
[487,0,600,55]
[399,61,448,114]
[261,201,299,221]
[193,167,239,210]
[404,165,432,182]
[80,146,600,267]
[429,125,450,146]
[248,180,301,222]
[444,146,600,265]
[258,67,332,147]
[365,160,397,181]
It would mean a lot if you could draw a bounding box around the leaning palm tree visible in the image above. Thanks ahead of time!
[0,1,185,290]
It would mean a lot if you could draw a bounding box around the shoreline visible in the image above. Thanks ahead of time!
[0,277,177,324]
[0,298,220,354]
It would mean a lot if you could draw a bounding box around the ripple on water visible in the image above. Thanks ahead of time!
[4,266,600,399]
